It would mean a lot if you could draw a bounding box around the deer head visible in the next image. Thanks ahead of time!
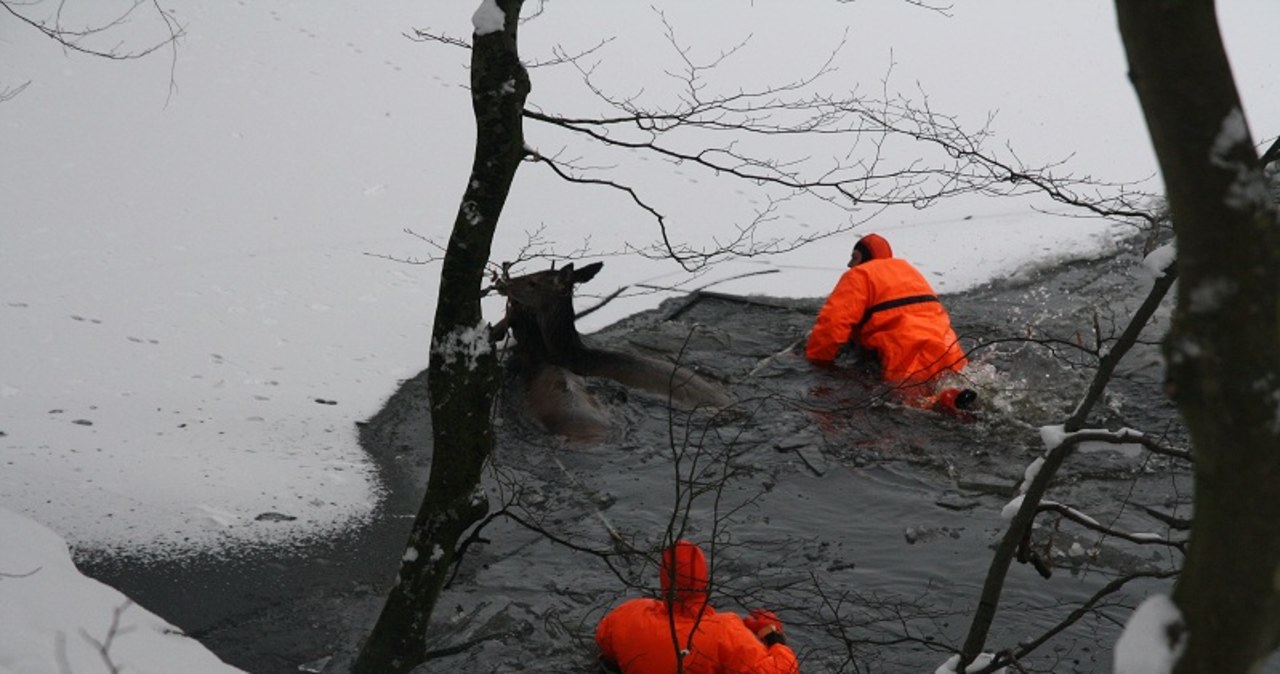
[497,261,603,367]
[500,261,602,311]
[493,260,731,441]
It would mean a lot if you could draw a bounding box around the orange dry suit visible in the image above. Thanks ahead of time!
[806,256,967,389]
[595,541,800,674]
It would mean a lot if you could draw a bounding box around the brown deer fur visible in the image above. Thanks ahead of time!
[494,262,731,440]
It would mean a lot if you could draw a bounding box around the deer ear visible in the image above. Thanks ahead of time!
[574,261,604,285]
[557,263,577,285]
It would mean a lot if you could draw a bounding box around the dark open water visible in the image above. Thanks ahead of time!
[81,235,1203,673]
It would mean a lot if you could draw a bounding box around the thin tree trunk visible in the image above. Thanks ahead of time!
[1116,1,1280,672]
[352,2,529,673]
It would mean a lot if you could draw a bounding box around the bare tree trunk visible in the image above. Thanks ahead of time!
[1116,2,1280,672]
[351,2,529,673]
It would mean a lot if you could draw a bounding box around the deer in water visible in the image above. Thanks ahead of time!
[491,261,732,442]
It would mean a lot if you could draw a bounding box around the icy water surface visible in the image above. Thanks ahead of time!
[410,236,1187,673]
[82,237,1199,673]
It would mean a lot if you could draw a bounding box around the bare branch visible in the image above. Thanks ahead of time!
[3,0,181,58]
[518,32,1155,270]
[78,600,135,674]
[836,0,955,15]
[529,38,617,69]
[403,5,1154,276]
[3,0,184,104]
[1260,135,1280,167]
[366,224,600,279]
[967,570,1179,674]
[1064,266,1178,432]
[1036,500,1187,551]
[1,80,32,102]
[407,29,469,51]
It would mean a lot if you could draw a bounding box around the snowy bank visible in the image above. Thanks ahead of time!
[0,507,246,674]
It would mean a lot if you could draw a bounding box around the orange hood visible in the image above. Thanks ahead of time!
[661,540,709,613]
[856,233,893,261]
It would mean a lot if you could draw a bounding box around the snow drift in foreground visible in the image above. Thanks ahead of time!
[0,507,246,674]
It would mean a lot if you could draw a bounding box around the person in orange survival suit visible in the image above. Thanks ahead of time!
[806,233,974,413]
[596,540,799,674]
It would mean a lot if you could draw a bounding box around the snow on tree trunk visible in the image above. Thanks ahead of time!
[351,1,529,673]
[1114,595,1186,674]
[1116,2,1280,672]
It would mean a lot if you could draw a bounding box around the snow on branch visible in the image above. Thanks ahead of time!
[960,240,1185,669]
[1035,501,1186,552]
[1114,595,1186,674]
[1143,241,1176,278]
[1007,426,1185,504]
[936,653,1004,674]
[1003,426,1191,529]
[1040,426,1191,463]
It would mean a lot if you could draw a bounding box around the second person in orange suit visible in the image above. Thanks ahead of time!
[806,233,971,408]
[595,540,799,674]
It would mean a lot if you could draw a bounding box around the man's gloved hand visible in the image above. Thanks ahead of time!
[743,608,785,644]
[933,387,978,419]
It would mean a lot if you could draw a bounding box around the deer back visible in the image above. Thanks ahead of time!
[522,363,611,443]
[574,347,733,411]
